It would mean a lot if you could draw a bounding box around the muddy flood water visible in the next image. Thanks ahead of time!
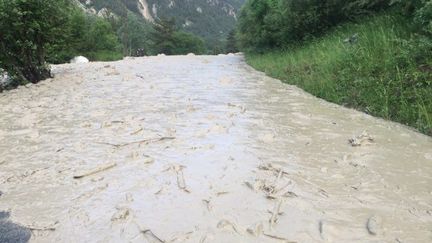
[0,55,431,242]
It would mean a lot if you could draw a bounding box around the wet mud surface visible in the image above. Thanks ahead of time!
[0,55,431,242]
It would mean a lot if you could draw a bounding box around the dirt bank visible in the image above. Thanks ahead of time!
[0,55,431,242]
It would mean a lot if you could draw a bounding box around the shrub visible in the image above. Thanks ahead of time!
[0,0,71,84]
[150,18,205,55]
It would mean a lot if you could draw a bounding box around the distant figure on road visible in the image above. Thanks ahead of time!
[135,48,146,57]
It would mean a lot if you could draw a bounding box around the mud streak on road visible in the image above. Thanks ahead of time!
[0,55,431,242]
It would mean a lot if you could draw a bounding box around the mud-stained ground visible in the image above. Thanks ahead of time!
[0,55,431,242]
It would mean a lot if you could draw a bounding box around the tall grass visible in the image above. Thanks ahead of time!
[246,13,432,135]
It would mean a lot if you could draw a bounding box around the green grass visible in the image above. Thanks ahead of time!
[246,13,432,136]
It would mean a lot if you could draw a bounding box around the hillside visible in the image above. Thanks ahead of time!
[78,0,245,46]
[238,1,432,136]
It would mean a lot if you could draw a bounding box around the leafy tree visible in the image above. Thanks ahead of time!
[414,0,432,36]
[85,18,121,52]
[118,13,153,56]
[46,7,87,63]
[0,0,71,84]
[150,18,205,55]
[172,32,205,54]
[47,7,123,64]
[150,18,177,55]
[225,29,239,53]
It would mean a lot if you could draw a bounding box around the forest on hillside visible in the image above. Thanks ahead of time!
[79,0,245,52]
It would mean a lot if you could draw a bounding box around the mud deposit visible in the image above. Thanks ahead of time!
[0,55,431,242]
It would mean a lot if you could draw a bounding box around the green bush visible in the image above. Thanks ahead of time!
[117,13,153,56]
[150,18,206,55]
[414,0,432,35]
[46,7,122,64]
[171,32,205,55]
[0,0,71,85]
[237,0,396,51]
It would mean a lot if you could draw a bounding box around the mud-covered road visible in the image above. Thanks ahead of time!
[0,55,431,242]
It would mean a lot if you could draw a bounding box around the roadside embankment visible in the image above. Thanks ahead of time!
[246,13,432,136]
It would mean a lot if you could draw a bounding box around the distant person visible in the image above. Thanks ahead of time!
[135,48,146,57]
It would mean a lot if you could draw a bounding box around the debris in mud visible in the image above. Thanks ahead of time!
[244,181,255,191]
[142,155,155,164]
[318,220,324,236]
[227,103,247,113]
[130,128,143,135]
[105,69,120,76]
[3,167,49,184]
[25,221,58,231]
[111,208,130,222]
[202,199,212,211]
[97,136,175,148]
[246,222,264,237]
[73,162,117,179]
[318,188,329,198]
[263,232,296,243]
[154,187,163,195]
[217,219,241,234]
[349,131,374,147]
[141,229,165,243]
[366,215,382,236]
[245,163,295,200]
[91,176,104,182]
[74,184,109,201]
[208,124,228,134]
[169,231,194,242]
[216,191,229,196]
[269,200,283,228]
[258,163,289,176]
[165,164,190,193]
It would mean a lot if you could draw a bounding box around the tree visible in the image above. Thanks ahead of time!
[150,17,177,55]
[46,7,123,64]
[0,0,71,84]
[414,0,432,36]
[150,17,206,55]
[225,29,238,53]
[118,13,152,56]
[85,18,120,52]
[172,32,205,54]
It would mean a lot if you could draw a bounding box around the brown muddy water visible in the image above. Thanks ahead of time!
[0,55,431,242]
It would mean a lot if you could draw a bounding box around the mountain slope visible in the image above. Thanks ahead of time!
[78,0,245,46]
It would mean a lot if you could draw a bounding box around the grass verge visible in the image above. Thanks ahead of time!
[246,12,432,136]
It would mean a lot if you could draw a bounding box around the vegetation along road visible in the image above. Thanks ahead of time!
[0,54,431,242]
